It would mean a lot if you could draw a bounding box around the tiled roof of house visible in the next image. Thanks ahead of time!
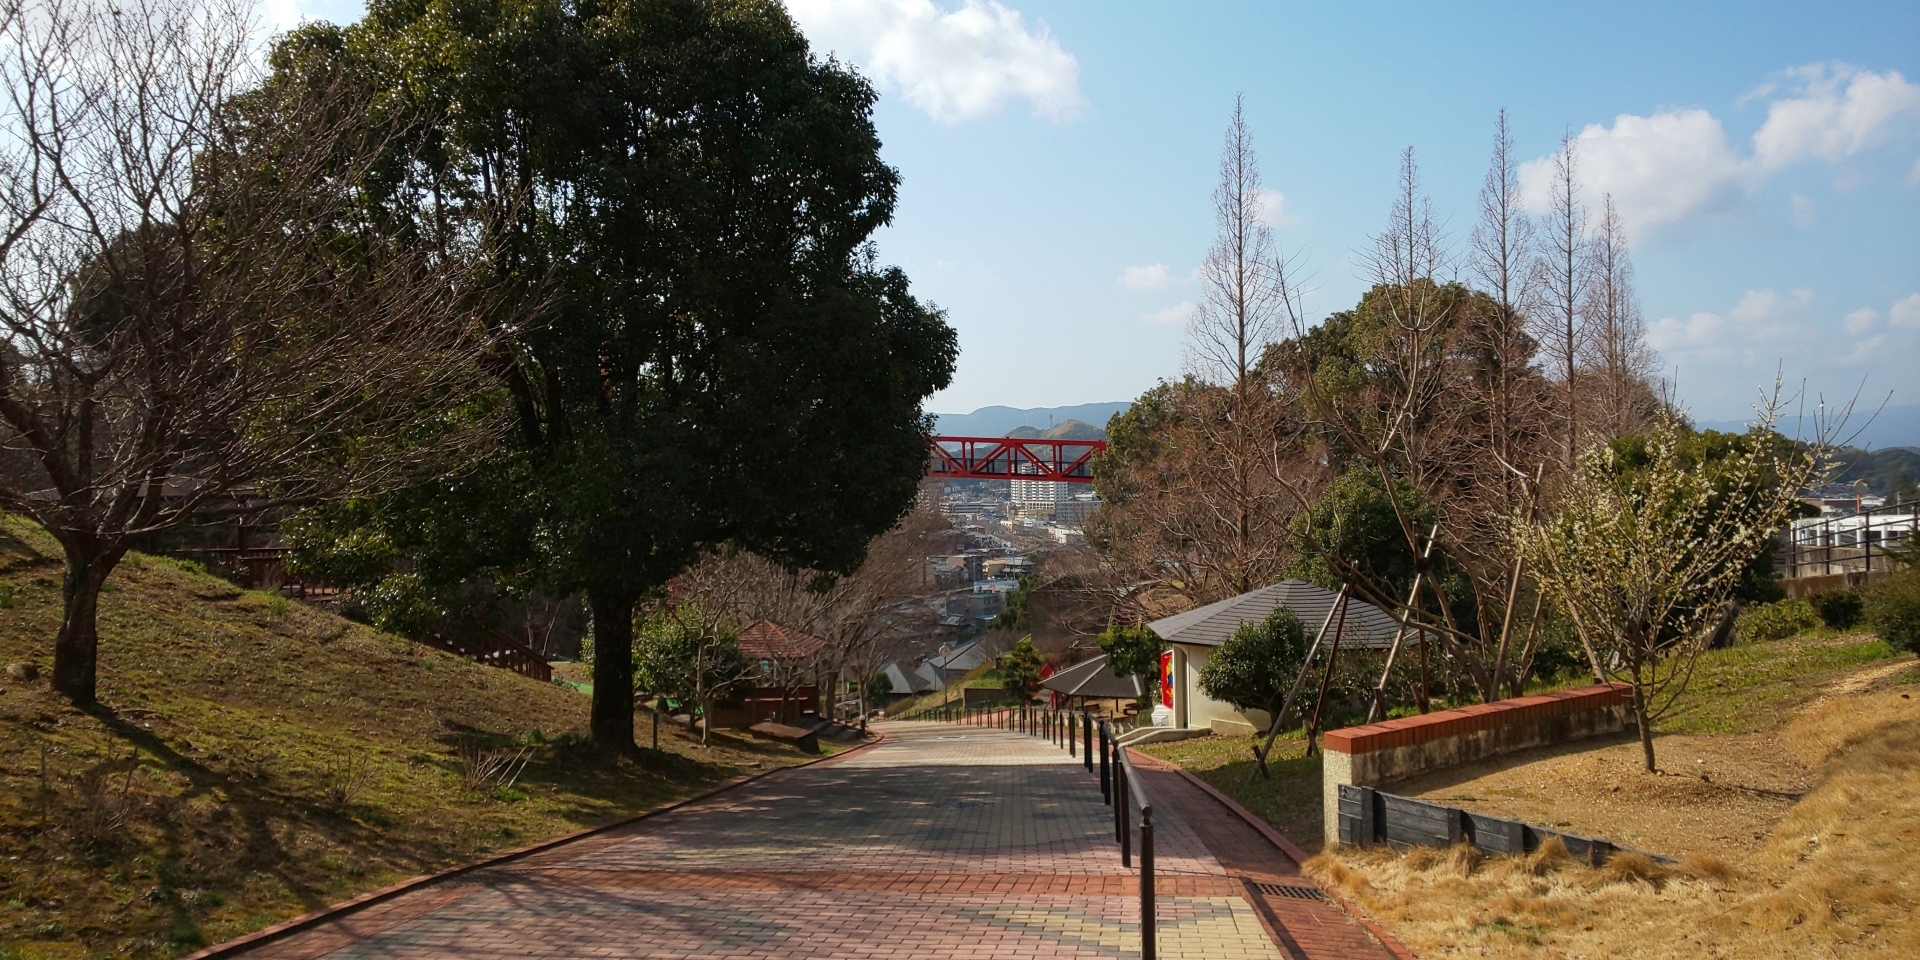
[1146,580,1404,650]
[1040,654,1146,699]
[739,620,828,661]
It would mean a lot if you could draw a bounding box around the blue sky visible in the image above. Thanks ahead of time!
[281,1,1920,422]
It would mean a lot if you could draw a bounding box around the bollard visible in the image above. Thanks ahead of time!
[1099,723,1110,800]
[1140,803,1155,960]
[1069,714,1076,758]
[1083,714,1093,771]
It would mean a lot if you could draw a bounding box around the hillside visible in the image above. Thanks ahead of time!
[1832,445,1920,499]
[934,403,1129,437]
[1004,419,1106,441]
[0,513,824,958]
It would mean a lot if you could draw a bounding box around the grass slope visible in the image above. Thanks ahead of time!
[0,513,823,959]
[1142,628,1915,958]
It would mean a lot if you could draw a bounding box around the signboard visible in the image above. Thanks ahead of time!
[1160,649,1174,708]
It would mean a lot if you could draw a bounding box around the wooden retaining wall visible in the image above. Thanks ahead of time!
[1336,785,1668,865]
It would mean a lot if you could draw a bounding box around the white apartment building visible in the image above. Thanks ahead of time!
[1009,479,1069,505]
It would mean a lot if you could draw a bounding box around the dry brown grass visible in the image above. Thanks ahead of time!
[1306,685,1920,958]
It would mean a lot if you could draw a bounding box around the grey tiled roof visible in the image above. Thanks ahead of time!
[1147,580,1404,650]
[1041,654,1146,699]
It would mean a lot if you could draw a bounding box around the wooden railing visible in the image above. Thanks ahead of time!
[416,628,554,683]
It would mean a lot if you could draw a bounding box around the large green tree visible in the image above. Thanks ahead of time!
[274,0,955,751]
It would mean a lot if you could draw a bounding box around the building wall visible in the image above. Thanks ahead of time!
[1010,479,1068,504]
[1170,642,1271,735]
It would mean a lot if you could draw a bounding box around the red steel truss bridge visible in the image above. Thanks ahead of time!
[927,436,1106,483]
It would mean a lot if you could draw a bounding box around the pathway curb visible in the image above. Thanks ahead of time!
[183,732,888,960]
[1143,752,1421,960]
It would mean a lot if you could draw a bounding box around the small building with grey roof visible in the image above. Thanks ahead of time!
[1149,580,1402,736]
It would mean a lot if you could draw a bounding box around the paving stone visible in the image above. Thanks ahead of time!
[234,722,1380,960]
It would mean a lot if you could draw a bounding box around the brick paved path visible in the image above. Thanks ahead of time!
[230,722,1394,960]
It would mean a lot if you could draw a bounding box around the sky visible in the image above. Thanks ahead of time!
[277,1,1920,422]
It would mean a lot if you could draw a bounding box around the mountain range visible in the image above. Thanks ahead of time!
[1695,403,1920,451]
[933,403,1130,437]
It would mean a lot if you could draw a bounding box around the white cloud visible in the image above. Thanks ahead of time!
[262,0,304,33]
[1142,301,1197,325]
[1119,263,1175,290]
[1843,306,1881,335]
[1653,287,1814,354]
[1790,192,1816,227]
[1255,187,1302,228]
[1655,288,1919,419]
[1520,64,1920,241]
[1521,108,1748,238]
[1753,65,1920,170]
[1891,293,1920,329]
[1649,310,1724,352]
[787,0,1084,125]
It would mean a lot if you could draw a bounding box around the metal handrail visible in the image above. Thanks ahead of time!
[1783,496,1919,580]
[1101,717,1156,960]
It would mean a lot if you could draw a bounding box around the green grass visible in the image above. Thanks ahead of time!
[0,512,825,959]
[1656,632,1898,734]
[1138,730,1327,849]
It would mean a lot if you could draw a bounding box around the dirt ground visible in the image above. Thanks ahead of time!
[1396,655,1917,860]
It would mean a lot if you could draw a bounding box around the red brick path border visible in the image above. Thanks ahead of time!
[1131,751,1420,960]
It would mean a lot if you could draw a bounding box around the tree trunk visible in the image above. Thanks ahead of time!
[53,538,122,707]
[1631,671,1656,772]
[588,587,638,754]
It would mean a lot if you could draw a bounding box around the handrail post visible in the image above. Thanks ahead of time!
[1068,712,1076,758]
[1099,722,1111,803]
[1084,714,1093,771]
[1140,803,1155,960]
[1120,767,1131,867]
[1865,501,1874,575]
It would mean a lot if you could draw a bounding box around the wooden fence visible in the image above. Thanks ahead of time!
[1337,785,1670,865]
[417,628,553,683]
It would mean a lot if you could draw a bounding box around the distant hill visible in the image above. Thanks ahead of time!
[935,403,1130,437]
[1005,419,1106,441]
[1696,403,1920,450]
[1833,446,1920,499]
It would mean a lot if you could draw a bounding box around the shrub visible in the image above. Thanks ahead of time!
[1734,598,1818,644]
[1809,590,1864,631]
[1865,568,1920,653]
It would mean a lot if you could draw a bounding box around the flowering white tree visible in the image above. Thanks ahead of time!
[1517,399,1833,771]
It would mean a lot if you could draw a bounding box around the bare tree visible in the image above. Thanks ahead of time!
[1467,110,1546,492]
[1583,194,1660,437]
[1179,95,1300,598]
[1461,111,1556,696]
[1532,129,1591,473]
[0,0,514,705]
[1275,147,1541,704]
[679,507,952,729]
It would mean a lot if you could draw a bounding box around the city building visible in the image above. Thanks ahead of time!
[1010,478,1069,506]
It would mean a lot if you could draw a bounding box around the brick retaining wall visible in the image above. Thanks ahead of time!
[1320,684,1632,845]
